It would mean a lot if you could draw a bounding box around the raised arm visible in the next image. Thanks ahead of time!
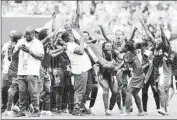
[129,27,138,41]
[169,34,177,41]
[139,18,156,45]
[85,39,97,44]
[50,50,64,57]
[74,0,80,28]
[159,24,169,47]
[52,12,57,32]
[113,49,123,61]
[98,57,117,69]
[8,44,15,61]
[113,61,125,71]
[71,23,85,55]
[41,29,58,45]
[99,25,112,42]
[29,50,44,61]
[49,45,66,55]
[41,37,51,45]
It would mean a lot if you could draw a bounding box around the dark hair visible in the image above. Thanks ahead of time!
[83,31,90,36]
[120,40,135,53]
[38,28,49,40]
[125,40,135,51]
[83,31,94,42]
[61,31,70,42]
[13,32,23,43]
[116,30,124,36]
[142,6,148,13]
[148,24,156,37]
[102,41,112,51]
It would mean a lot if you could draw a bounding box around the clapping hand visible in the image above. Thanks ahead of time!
[21,45,30,54]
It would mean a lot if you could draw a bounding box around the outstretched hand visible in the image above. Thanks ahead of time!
[134,26,138,31]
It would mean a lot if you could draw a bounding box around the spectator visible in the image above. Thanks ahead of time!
[61,25,92,116]
[13,26,44,117]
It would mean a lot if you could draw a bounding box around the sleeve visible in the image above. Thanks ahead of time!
[72,29,81,40]
[13,40,22,53]
[2,43,7,52]
[7,44,14,61]
[162,39,171,54]
[1,43,7,55]
[67,43,77,53]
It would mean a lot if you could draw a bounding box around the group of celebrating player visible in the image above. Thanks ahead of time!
[1,0,177,117]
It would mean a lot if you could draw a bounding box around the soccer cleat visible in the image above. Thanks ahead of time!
[40,110,47,116]
[45,111,55,116]
[11,105,20,115]
[118,109,123,114]
[130,107,133,112]
[72,109,85,116]
[158,109,168,116]
[29,104,34,114]
[61,109,69,113]
[105,110,112,116]
[89,108,96,115]
[4,111,14,116]
[14,112,26,117]
[121,106,126,114]
[136,112,146,116]
[30,112,40,117]
[1,105,7,113]
[143,112,148,115]
[121,112,130,116]
[52,109,62,114]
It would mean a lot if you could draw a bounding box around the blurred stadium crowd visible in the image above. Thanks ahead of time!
[2,1,177,40]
